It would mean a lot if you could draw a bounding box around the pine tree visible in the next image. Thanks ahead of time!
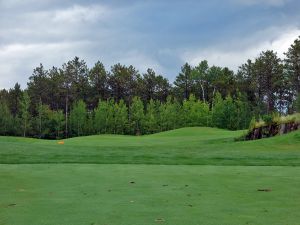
[174,63,193,100]
[0,101,13,135]
[144,99,158,134]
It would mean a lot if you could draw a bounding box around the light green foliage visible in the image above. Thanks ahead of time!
[84,112,94,135]
[212,92,251,130]
[114,100,128,134]
[183,94,211,127]
[159,97,178,131]
[106,99,115,133]
[212,92,225,128]
[50,109,64,139]
[94,100,109,134]
[36,101,52,137]
[144,99,158,134]
[250,113,300,129]
[70,100,87,136]
[130,96,144,135]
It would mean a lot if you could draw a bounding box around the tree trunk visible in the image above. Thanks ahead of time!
[200,83,205,102]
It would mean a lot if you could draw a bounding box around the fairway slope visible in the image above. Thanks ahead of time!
[0,127,299,165]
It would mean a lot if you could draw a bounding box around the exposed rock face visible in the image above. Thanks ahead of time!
[245,122,300,140]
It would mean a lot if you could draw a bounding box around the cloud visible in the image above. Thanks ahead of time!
[52,4,110,23]
[0,0,300,89]
[0,41,91,89]
[232,0,290,6]
[182,27,300,70]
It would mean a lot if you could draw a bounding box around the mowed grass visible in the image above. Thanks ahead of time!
[1,127,300,225]
[0,127,300,165]
[1,164,300,225]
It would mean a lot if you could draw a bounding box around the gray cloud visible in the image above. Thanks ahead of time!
[0,0,299,89]
[232,0,290,6]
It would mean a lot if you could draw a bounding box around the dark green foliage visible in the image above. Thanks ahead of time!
[20,91,31,137]
[296,93,300,113]
[285,36,300,112]
[174,63,193,100]
[262,114,273,125]
[0,100,13,135]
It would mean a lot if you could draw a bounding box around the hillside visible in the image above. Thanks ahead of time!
[1,127,300,165]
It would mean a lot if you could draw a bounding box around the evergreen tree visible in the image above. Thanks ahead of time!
[36,100,51,138]
[89,61,109,107]
[0,101,13,135]
[8,83,22,117]
[295,93,300,113]
[144,99,159,134]
[285,36,300,104]
[174,63,193,100]
[20,91,31,137]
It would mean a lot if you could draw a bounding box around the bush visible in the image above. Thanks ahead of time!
[262,114,273,125]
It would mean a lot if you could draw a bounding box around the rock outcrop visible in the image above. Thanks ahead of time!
[245,122,300,140]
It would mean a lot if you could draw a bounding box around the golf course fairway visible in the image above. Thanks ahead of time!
[1,127,300,225]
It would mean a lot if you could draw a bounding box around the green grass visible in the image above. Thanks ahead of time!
[1,127,300,225]
[1,164,300,225]
[0,127,300,165]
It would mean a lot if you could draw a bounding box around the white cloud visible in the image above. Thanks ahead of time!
[182,27,300,70]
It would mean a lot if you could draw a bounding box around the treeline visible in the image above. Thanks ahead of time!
[0,36,299,138]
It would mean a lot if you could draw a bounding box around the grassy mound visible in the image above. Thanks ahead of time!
[1,127,300,165]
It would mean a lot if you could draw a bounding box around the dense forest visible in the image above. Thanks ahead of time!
[0,36,299,139]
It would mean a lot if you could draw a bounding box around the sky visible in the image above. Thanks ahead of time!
[0,0,300,89]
